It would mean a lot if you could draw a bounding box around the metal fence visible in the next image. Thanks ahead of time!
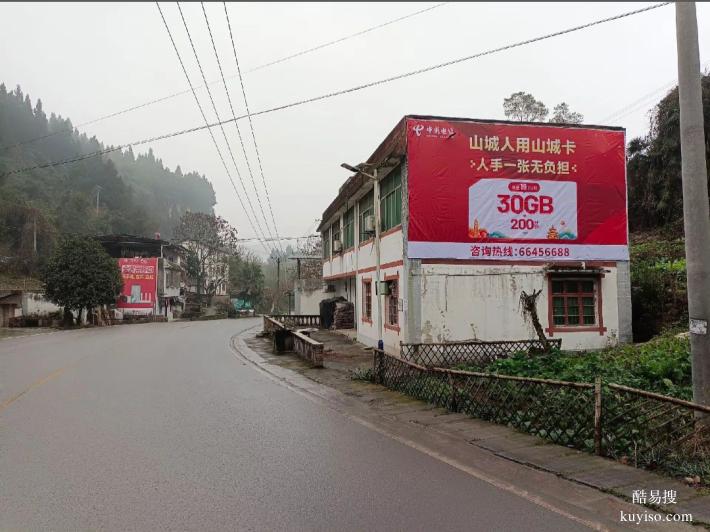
[373,349,710,476]
[400,338,562,368]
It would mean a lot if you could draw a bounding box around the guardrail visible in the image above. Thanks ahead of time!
[262,315,324,368]
[372,349,710,480]
[400,338,562,368]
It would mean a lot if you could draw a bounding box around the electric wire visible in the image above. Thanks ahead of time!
[175,1,278,251]
[245,2,448,73]
[0,2,671,182]
[201,1,283,254]
[223,1,284,254]
[0,2,447,153]
[156,1,272,252]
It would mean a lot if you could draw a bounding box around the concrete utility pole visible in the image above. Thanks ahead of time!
[276,256,281,312]
[676,2,710,407]
[341,162,384,349]
[95,185,102,216]
[373,168,383,350]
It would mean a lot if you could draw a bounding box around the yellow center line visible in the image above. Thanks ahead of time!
[0,361,78,414]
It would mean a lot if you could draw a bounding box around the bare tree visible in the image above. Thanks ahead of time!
[173,212,239,302]
[503,91,549,122]
[520,289,551,352]
[549,102,584,124]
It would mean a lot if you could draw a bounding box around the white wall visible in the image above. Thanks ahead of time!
[356,262,404,354]
[22,293,61,316]
[414,263,623,351]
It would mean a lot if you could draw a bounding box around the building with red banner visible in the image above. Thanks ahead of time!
[319,115,631,353]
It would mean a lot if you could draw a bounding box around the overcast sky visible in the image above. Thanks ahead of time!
[1,2,708,257]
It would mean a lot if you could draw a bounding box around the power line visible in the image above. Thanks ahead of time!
[201,1,283,254]
[175,1,278,252]
[600,81,676,124]
[0,2,447,153]
[600,61,710,124]
[0,2,671,180]
[224,2,284,254]
[237,233,318,243]
[156,1,272,253]
[245,2,448,73]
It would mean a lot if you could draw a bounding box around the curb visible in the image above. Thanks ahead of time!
[230,329,700,531]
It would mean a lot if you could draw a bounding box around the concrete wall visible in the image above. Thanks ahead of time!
[22,293,61,316]
[321,225,405,353]
[412,262,625,351]
[294,279,325,315]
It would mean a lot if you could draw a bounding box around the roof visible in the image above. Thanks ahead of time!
[96,234,170,246]
[318,117,407,231]
[317,114,625,231]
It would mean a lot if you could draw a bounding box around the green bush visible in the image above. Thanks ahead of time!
[630,238,687,341]
[475,333,692,399]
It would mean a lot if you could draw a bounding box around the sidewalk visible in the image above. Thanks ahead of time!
[243,329,710,527]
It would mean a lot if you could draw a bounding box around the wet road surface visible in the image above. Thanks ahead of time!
[1,319,588,531]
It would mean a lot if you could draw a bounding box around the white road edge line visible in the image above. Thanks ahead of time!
[229,328,603,531]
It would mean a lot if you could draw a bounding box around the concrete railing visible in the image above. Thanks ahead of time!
[262,315,324,368]
[291,330,324,367]
[263,315,287,334]
[268,314,321,328]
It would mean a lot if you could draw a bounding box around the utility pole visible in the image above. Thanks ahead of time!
[373,167,383,350]
[95,185,102,216]
[676,1,710,408]
[32,212,37,254]
[276,256,281,313]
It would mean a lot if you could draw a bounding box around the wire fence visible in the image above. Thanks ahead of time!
[373,349,710,478]
[400,338,562,368]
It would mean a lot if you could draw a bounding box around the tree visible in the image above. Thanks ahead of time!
[549,102,583,124]
[41,235,122,326]
[627,74,710,232]
[503,91,549,122]
[173,212,239,301]
[228,250,265,309]
[0,86,217,276]
[502,92,584,124]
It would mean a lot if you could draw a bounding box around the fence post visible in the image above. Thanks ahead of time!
[594,376,603,456]
[448,373,458,412]
[374,349,384,384]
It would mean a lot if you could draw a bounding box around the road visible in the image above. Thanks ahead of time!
[1,319,588,531]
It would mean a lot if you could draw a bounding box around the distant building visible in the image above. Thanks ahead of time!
[97,234,187,320]
[0,277,60,327]
[319,115,632,353]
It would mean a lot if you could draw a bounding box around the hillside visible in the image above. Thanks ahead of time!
[0,83,216,275]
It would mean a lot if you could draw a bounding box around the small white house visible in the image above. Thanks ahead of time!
[319,115,632,354]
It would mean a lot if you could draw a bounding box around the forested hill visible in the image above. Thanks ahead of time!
[0,83,215,274]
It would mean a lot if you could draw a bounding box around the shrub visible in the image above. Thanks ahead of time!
[476,333,692,399]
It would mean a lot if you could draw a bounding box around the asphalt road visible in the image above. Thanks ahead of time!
[0,319,588,531]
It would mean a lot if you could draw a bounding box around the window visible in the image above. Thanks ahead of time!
[359,191,374,242]
[332,223,341,254]
[386,279,399,327]
[362,279,372,322]
[550,278,597,327]
[380,167,402,232]
[322,227,330,258]
[343,207,355,249]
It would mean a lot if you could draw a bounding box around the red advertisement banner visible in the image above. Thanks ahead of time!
[117,257,158,311]
[406,118,628,261]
